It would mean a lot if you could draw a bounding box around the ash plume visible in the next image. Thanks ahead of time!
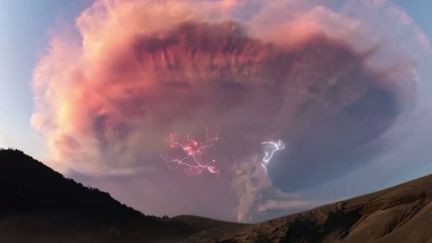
[32,0,429,221]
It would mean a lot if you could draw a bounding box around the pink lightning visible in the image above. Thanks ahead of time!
[162,130,220,175]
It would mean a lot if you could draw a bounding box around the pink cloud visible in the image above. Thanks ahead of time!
[32,0,426,222]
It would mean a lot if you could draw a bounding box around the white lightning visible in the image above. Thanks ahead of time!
[261,139,285,168]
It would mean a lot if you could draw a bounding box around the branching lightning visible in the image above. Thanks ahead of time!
[162,131,220,175]
[261,140,285,169]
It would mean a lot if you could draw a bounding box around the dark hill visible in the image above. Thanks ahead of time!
[2,149,432,242]
[0,149,139,216]
[0,149,197,243]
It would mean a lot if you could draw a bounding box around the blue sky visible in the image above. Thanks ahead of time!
[394,1,432,37]
[0,0,91,158]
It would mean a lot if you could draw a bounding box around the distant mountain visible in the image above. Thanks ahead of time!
[1,149,432,243]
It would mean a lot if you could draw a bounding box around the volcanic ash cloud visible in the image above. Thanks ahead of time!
[32,0,428,221]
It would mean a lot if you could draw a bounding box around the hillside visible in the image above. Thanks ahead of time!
[0,149,141,216]
[0,149,198,243]
[1,149,432,242]
[203,174,432,242]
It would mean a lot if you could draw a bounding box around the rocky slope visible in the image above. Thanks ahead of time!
[200,174,432,242]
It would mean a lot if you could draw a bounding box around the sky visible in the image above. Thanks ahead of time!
[1,0,432,222]
[0,0,91,157]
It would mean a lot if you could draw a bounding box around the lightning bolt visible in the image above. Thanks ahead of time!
[162,130,220,175]
[261,139,285,169]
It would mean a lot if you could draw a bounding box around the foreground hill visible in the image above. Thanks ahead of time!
[1,149,432,242]
[0,149,140,216]
[0,149,202,242]
[203,174,432,242]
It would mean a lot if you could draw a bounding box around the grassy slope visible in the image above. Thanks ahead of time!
[215,174,432,243]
